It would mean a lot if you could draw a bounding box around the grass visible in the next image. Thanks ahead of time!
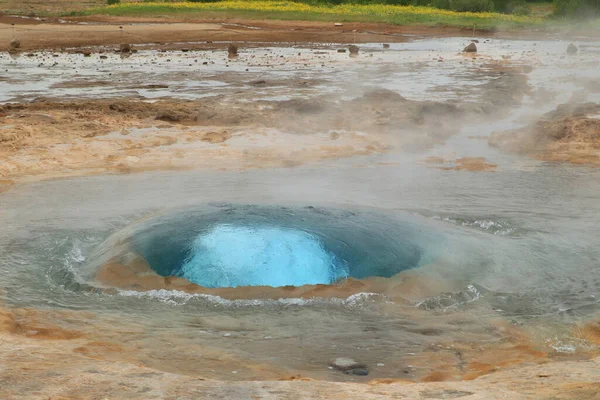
[75,0,544,29]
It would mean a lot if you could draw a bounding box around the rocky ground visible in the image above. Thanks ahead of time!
[2,298,600,399]
[490,102,600,165]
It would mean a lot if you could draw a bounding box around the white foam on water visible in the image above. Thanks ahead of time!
[116,288,382,307]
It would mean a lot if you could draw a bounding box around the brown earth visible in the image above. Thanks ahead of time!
[0,18,475,52]
[489,102,600,165]
[0,88,498,181]
[1,300,600,399]
[423,156,498,172]
[0,15,591,53]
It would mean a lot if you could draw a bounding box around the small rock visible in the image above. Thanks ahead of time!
[223,333,232,337]
[377,363,385,367]
[334,23,343,27]
[351,368,369,376]
[471,39,480,43]
[330,357,368,374]
[382,43,390,49]
[228,44,238,58]
[10,39,20,49]
[566,43,578,54]
[463,43,477,53]
[100,55,108,59]
[83,51,92,57]
[348,45,359,55]
[120,43,131,53]
[181,48,190,52]
[337,49,346,53]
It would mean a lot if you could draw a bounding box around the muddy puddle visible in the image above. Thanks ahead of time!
[1,36,600,396]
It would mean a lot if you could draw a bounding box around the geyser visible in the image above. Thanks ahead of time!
[86,204,443,290]
[178,225,348,288]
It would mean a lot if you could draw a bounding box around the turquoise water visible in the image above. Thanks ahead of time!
[178,224,346,288]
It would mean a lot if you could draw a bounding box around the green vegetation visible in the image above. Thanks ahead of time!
[79,0,543,30]
[107,0,121,4]
[554,0,600,17]
[141,0,532,13]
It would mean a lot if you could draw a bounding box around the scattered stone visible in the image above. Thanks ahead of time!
[10,39,20,49]
[463,43,477,53]
[181,48,190,52]
[351,368,369,376]
[228,44,238,58]
[348,45,359,55]
[120,43,131,53]
[377,363,385,367]
[337,49,346,53]
[83,51,92,57]
[330,357,368,375]
[382,43,390,49]
[334,23,343,27]
[99,55,108,60]
[567,43,578,54]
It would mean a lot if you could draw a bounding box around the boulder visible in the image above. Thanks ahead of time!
[567,43,578,54]
[463,43,477,53]
[349,45,359,55]
[330,357,368,375]
[120,43,131,53]
[228,44,238,58]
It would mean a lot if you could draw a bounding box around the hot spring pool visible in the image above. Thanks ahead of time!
[81,204,443,293]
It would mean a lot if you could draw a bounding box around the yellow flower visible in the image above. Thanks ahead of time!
[104,1,541,25]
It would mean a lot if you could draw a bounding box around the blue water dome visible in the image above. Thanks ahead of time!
[177,224,349,288]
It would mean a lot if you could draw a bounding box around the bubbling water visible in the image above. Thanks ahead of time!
[178,224,348,288]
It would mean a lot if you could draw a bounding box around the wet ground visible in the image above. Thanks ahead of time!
[1,32,600,399]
